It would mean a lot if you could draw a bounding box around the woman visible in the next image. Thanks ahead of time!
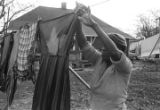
[76,5,132,110]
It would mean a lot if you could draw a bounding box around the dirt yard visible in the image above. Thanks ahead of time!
[0,60,160,110]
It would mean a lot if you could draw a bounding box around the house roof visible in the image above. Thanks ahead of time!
[9,6,134,39]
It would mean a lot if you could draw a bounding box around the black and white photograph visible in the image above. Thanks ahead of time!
[0,0,160,110]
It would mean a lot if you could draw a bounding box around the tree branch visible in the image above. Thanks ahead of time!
[4,0,15,7]
[0,4,32,34]
[0,0,5,19]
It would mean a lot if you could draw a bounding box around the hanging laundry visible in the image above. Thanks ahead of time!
[0,35,3,63]
[0,34,13,75]
[32,13,78,110]
[6,23,39,107]
[16,23,37,80]
[8,32,20,72]
[5,31,21,107]
[0,33,14,92]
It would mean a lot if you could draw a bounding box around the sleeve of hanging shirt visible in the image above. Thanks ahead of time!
[81,43,101,66]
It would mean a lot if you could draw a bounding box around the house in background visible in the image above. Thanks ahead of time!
[129,34,160,59]
[140,34,160,58]
[129,36,145,59]
[8,3,134,67]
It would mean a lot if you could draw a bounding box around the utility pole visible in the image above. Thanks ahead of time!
[148,17,160,58]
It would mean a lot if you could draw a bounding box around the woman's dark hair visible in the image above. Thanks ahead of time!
[108,33,127,52]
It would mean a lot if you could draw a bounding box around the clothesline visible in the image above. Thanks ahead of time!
[40,12,74,24]
[90,0,111,7]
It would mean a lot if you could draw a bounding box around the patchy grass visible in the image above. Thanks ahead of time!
[0,61,160,110]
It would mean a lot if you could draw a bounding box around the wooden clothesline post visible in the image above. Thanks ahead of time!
[69,66,91,90]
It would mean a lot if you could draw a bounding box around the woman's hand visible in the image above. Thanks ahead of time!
[76,3,97,27]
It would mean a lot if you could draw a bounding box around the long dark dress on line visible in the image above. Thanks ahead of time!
[32,13,78,110]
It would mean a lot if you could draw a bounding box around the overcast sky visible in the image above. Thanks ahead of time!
[19,0,160,37]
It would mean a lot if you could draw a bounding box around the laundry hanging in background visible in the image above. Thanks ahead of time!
[0,33,14,92]
[6,23,39,107]
[0,35,4,64]
[32,13,78,110]
[16,23,38,81]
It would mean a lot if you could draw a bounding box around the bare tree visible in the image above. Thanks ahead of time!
[136,10,160,38]
[0,0,5,19]
[0,0,33,35]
